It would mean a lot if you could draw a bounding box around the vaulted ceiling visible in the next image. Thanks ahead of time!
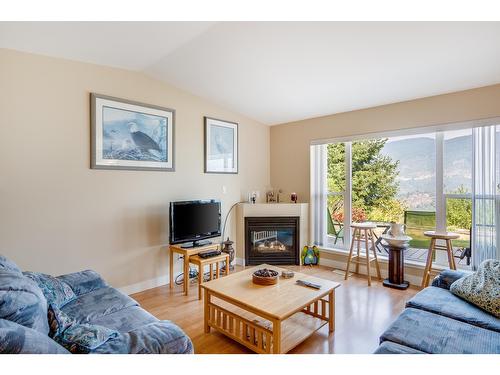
[2,22,500,125]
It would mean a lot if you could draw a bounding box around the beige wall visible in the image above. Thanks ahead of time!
[270,83,500,201]
[0,49,270,291]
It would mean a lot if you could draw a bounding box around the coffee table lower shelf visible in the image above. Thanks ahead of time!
[203,290,335,354]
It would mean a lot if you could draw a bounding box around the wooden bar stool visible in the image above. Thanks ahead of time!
[421,231,459,288]
[189,253,230,299]
[344,222,382,286]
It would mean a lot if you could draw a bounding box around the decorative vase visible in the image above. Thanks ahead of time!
[222,237,235,270]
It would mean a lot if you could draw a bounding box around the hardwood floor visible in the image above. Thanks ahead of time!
[131,265,419,354]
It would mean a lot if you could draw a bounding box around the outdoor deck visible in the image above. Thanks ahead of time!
[325,235,472,270]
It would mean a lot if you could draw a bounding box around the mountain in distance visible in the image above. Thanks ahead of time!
[379,135,472,209]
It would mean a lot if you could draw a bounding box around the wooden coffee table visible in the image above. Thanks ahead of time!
[201,264,341,354]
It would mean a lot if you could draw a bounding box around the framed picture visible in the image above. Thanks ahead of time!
[91,93,175,171]
[204,117,238,174]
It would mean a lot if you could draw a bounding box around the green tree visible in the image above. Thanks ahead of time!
[327,139,404,222]
[446,185,472,230]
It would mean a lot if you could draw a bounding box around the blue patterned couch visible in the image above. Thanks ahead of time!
[374,269,500,354]
[0,255,193,354]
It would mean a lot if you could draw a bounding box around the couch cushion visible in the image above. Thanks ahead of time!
[89,305,157,333]
[450,259,500,318]
[61,286,138,323]
[0,318,69,354]
[380,308,500,354]
[92,320,194,354]
[0,270,49,334]
[57,270,107,296]
[374,341,424,354]
[24,272,76,309]
[0,255,22,274]
[406,286,500,332]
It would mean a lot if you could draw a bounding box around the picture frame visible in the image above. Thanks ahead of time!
[90,93,175,171]
[204,117,239,174]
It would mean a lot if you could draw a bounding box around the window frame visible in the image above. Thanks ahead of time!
[316,117,500,265]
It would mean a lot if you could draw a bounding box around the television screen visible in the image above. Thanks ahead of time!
[169,200,221,245]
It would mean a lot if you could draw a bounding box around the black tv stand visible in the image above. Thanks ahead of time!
[180,240,213,249]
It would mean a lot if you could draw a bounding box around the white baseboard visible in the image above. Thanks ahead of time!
[119,275,168,295]
[120,258,242,295]
[319,257,349,271]
[320,257,423,286]
[235,257,245,266]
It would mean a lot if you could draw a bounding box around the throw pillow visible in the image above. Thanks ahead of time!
[57,323,119,353]
[450,259,500,318]
[0,270,50,334]
[24,272,76,308]
[47,304,118,353]
[47,304,75,338]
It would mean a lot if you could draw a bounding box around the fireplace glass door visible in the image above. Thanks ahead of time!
[245,217,299,265]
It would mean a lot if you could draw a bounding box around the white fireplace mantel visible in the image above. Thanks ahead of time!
[235,203,309,265]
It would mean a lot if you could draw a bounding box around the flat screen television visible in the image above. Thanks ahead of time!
[169,200,221,247]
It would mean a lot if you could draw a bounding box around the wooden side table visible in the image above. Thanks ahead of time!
[169,243,220,296]
[189,253,230,299]
[382,244,409,290]
[421,231,459,288]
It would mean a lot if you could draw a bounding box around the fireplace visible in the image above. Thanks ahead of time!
[245,216,300,265]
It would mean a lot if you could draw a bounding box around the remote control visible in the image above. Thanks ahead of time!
[296,279,321,289]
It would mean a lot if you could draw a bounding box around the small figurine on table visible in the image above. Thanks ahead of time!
[301,245,320,266]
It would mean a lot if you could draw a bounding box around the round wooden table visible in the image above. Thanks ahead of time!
[421,231,460,288]
[344,222,382,286]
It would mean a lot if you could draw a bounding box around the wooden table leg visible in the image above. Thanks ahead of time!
[421,238,435,288]
[184,254,190,296]
[344,229,356,280]
[364,229,372,286]
[446,239,457,270]
[370,231,382,280]
[198,264,203,300]
[226,255,230,275]
[204,289,210,333]
[356,229,360,274]
[169,248,174,289]
[272,319,281,354]
[329,290,335,333]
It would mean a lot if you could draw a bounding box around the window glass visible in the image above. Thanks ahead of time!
[443,129,472,263]
[379,134,436,252]
[444,129,472,194]
[326,143,346,248]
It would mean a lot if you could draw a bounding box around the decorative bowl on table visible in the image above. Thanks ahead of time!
[380,234,412,248]
[252,268,279,285]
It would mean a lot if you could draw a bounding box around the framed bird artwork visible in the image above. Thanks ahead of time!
[204,117,238,174]
[91,93,175,171]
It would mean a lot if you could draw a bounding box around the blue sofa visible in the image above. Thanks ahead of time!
[375,269,500,354]
[0,255,193,354]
